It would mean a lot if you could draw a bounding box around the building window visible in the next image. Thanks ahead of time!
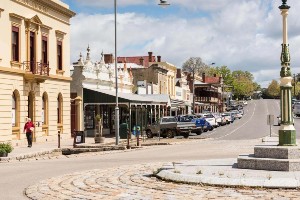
[12,90,19,127]
[42,36,48,64]
[42,93,48,125]
[30,31,36,72]
[12,93,16,126]
[57,93,63,124]
[12,26,19,62]
[57,41,62,70]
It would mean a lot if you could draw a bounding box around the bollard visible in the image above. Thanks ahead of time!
[136,126,140,146]
[58,130,61,148]
[126,128,130,149]
[73,129,76,148]
[158,130,160,141]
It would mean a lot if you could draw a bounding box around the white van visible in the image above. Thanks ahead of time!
[293,103,300,117]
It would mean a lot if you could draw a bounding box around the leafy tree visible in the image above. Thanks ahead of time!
[267,80,280,98]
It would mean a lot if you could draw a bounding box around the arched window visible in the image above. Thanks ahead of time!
[42,92,48,125]
[57,93,63,124]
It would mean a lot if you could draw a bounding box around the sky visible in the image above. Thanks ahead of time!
[61,0,300,88]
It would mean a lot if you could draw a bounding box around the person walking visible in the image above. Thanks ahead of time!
[23,118,35,147]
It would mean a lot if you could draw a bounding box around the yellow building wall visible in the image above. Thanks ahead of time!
[0,0,74,144]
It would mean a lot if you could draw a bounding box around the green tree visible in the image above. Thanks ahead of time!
[231,70,255,99]
[267,80,280,98]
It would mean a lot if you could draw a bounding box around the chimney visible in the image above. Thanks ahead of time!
[157,55,161,62]
[139,57,144,66]
[176,69,182,78]
[104,54,113,64]
[202,73,206,83]
[148,52,153,62]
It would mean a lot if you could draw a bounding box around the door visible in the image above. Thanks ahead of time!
[28,91,35,141]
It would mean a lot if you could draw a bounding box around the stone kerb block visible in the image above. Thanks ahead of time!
[254,146,300,159]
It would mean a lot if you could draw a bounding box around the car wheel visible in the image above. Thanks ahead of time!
[196,129,203,135]
[209,127,214,131]
[166,129,174,138]
[146,130,153,138]
[183,132,189,138]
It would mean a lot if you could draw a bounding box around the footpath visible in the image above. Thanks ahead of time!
[0,135,190,162]
[156,137,300,189]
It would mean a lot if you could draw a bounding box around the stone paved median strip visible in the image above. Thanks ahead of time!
[25,162,300,200]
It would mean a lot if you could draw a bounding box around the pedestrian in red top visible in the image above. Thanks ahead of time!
[23,118,35,147]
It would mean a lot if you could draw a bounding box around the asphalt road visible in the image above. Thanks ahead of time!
[1,99,298,200]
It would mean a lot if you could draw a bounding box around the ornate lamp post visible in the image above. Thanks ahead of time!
[278,0,296,146]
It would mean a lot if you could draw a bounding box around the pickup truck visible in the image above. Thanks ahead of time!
[177,115,203,134]
[146,116,195,138]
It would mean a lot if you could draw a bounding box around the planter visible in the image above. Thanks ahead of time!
[0,152,8,157]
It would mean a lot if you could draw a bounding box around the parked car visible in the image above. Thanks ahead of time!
[146,116,194,138]
[231,110,243,119]
[213,113,227,126]
[203,113,218,128]
[195,115,214,131]
[222,112,235,124]
[177,115,203,135]
[293,103,300,117]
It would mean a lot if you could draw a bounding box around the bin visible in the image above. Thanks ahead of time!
[119,123,128,139]
[74,131,85,144]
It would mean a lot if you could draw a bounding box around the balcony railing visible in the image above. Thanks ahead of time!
[23,61,50,76]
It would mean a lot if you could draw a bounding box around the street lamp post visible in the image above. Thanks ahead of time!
[294,73,296,97]
[114,0,169,145]
[114,0,120,145]
[278,0,296,146]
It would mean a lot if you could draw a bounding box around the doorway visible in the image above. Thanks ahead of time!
[28,91,35,141]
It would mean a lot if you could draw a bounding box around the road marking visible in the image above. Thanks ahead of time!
[214,101,257,140]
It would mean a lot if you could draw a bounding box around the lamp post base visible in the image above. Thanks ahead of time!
[279,129,297,146]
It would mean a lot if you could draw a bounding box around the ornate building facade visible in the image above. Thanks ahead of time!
[0,0,75,144]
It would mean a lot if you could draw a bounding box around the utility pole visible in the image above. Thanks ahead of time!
[294,73,296,98]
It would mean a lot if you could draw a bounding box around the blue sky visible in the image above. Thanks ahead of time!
[61,0,300,88]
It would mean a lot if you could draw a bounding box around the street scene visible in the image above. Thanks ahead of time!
[1,0,300,199]
[1,99,300,200]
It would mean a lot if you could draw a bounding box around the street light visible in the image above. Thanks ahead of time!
[114,0,119,145]
[278,0,296,146]
[158,0,170,8]
[114,0,170,145]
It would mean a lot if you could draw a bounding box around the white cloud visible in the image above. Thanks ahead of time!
[69,0,300,87]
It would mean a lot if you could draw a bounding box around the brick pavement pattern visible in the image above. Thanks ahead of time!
[25,163,300,200]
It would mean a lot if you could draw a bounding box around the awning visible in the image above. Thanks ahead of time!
[83,87,168,105]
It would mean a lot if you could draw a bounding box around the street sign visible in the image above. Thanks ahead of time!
[267,115,274,125]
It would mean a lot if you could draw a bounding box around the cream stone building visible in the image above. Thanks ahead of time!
[0,0,75,144]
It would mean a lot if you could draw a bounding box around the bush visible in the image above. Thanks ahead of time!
[0,143,13,153]
[0,148,6,154]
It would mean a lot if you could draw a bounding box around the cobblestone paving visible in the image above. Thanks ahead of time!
[25,163,300,200]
